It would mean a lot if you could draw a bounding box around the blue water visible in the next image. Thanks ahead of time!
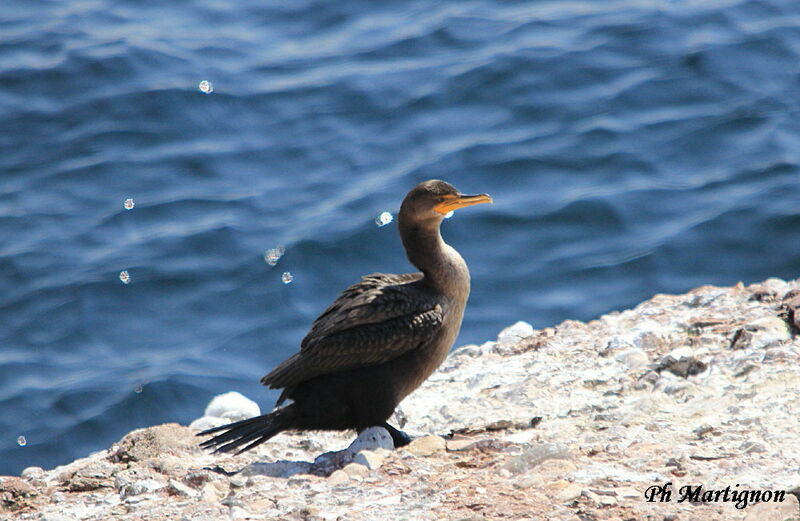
[2,0,800,476]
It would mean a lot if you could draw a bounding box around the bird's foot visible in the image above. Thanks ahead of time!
[381,422,414,448]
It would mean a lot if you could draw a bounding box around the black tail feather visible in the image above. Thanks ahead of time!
[197,406,293,455]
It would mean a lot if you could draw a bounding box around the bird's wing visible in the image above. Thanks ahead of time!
[261,272,445,388]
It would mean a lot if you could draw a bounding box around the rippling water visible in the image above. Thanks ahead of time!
[2,0,799,475]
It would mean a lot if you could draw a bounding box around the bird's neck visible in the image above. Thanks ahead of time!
[400,222,470,299]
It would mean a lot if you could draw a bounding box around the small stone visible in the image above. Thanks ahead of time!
[693,424,716,439]
[497,321,535,346]
[201,482,225,502]
[0,476,37,502]
[120,479,165,498]
[657,347,707,378]
[616,487,640,499]
[536,459,577,475]
[168,479,197,497]
[739,440,768,453]
[111,423,200,462]
[500,443,571,475]
[405,435,446,457]
[114,468,165,497]
[240,461,313,479]
[743,493,800,521]
[556,484,583,503]
[327,470,350,486]
[446,439,478,451]
[20,467,45,481]
[452,345,483,357]
[615,348,650,369]
[347,427,394,453]
[731,316,791,350]
[67,460,117,491]
[341,463,369,478]
[353,449,386,470]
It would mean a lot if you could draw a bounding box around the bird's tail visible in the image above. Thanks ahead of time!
[197,406,294,455]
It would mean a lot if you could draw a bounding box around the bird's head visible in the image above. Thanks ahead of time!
[399,180,492,228]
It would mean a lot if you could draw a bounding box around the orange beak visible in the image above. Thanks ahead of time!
[434,193,493,215]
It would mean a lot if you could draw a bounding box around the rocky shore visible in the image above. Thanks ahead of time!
[3,278,800,521]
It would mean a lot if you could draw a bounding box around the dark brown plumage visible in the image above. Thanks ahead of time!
[198,180,491,454]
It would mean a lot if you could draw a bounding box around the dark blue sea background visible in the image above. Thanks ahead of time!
[2,0,799,476]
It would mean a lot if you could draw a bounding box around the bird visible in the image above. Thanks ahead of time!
[198,180,492,454]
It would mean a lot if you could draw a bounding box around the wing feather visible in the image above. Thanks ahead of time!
[261,272,445,388]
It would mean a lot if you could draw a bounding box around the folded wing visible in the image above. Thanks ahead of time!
[261,272,445,389]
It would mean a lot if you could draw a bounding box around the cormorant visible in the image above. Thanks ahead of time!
[199,180,492,453]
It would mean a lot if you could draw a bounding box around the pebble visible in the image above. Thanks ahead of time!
[347,426,394,453]
[658,346,707,378]
[615,348,650,369]
[555,484,583,503]
[120,479,166,498]
[327,470,350,486]
[499,443,571,475]
[341,463,369,478]
[21,467,45,481]
[742,494,800,521]
[167,479,197,498]
[732,316,792,350]
[497,321,535,345]
[404,435,446,457]
[353,449,387,470]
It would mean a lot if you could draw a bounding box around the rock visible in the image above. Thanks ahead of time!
[353,449,387,470]
[1,476,37,509]
[202,391,261,422]
[114,468,165,497]
[65,460,116,491]
[743,494,800,521]
[615,348,650,369]
[446,439,478,451]
[555,483,583,503]
[404,435,446,457]
[110,423,199,462]
[20,467,45,481]
[341,463,369,479]
[201,482,226,503]
[731,316,791,350]
[497,321,535,346]
[500,443,571,475]
[6,278,800,521]
[657,346,707,378]
[311,427,394,474]
[240,460,314,479]
[327,470,350,486]
[452,344,483,357]
[347,426,394,453]
[167,479,197,498]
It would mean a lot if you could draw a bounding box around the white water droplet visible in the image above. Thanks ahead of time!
[375,211,393,227]
[17,435,26,447]
[281,272,293,284]
[198,80,214,94]
[134,385,143,394]
[119,270,131,284]
[264,247,285,266]
[123,198,135,210]
[443,211,454,219]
